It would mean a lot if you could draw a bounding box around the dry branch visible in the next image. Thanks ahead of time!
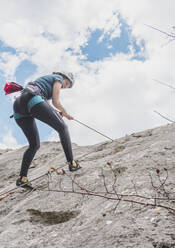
[40,165,175,215]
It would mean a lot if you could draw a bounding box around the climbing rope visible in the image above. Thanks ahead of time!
[73,118,114,142]
[54,109,114,142]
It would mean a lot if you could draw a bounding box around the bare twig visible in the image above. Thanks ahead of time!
[156,168,169,197]
[154,193,157,206]
[145,24,175,39]
[101,169,109,193]
[131,179,138,195]
[72,175,75,192]
[63,169,91,193]
[154,110,175,123]
[153,79,175,91]
[47,171,52,190]
[106,162,119,196]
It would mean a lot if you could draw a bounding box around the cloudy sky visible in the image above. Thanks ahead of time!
[0,0,175,149]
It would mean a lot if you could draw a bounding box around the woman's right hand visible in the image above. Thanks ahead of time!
[52,81,74,120]
[63,112,74,120]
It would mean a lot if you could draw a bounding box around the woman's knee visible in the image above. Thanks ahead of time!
[36,143,40,151]
[58,122,68,133]
[53,118,68,133]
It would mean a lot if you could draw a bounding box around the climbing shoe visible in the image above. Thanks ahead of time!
[68,160,82,172]
[16,177,34,190]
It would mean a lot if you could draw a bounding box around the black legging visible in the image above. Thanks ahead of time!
[13,92,73,177]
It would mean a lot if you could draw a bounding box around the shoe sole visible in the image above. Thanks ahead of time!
[69,166,82,172]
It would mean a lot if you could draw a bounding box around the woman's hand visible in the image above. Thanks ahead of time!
[52,81,74,120]
[63,112,74,120]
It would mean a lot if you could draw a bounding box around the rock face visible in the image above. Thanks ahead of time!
[0,124,175,248]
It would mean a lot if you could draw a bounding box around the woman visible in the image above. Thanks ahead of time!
[13,72,81,190]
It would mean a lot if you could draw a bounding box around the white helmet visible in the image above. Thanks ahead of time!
[61,72,75,88]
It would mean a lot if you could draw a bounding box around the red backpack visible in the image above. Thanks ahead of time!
[4,82,23,95]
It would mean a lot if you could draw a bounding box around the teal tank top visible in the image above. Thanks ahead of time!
[35,74,63,100]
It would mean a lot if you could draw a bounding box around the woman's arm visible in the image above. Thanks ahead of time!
[52,81,74,120]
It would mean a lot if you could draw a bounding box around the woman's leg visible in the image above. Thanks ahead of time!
[15,116,40,177]
[30,101,73,163]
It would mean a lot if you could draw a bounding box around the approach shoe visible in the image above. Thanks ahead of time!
[16,177,34,190]
[68,160,82,172]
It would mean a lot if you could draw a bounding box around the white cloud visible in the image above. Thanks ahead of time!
[0,52,28,79]
[0,0,175,146]
[0,127,22,149]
